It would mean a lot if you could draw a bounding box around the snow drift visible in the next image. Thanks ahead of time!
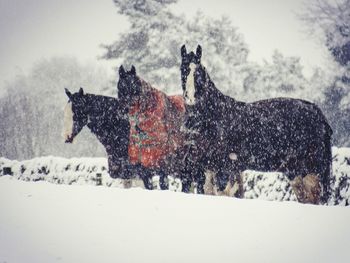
[1,147,349,205]
[0,176,349,263]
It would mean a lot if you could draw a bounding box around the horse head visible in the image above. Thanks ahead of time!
[63,87,90,143]
[117,65,142,107]
[180,45,209,107]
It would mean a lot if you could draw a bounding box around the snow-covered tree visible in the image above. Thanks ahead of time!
[324,74,350,146]
[102,0,249,95]
[240,51,321,102]
[103,0,325,104]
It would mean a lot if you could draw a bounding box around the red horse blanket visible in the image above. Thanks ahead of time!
[128,80,185,168]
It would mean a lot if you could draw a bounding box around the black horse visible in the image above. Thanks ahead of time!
[63,87,153,189]
[180,45,333,204]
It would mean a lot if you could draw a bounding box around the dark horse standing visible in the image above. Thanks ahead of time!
[180,45,333,204]
[63,87,154,188]
[117,65,187,190]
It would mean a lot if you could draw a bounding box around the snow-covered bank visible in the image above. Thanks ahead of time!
[1,147,350,205]
[0,176,349,263]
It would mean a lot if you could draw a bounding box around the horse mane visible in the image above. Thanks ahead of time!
[85,93,117,104]
[136,77,167,112]
[84,94,126,116]
[139,78,165,96]
[137,77,186,115]
[200,65,244,109]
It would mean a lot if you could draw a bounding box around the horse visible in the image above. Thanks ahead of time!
[180,44,333,204]
[63,87,154,189]
[117,65,187,190]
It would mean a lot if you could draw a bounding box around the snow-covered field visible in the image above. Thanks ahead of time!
[0,176,349,263]
[1,147,350,262]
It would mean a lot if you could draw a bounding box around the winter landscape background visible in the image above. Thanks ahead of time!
[1,0,350,159]
[1,0,350,262]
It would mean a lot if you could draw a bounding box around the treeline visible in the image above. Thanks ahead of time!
[0,57,110,160]
[1,0,349,160]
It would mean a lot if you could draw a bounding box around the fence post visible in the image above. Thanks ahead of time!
[96,173,102,186]
[3,167,13,176]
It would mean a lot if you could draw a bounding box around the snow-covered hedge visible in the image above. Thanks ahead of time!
[329,147,350,205]
[0,156,111,186]
[0,156,181,190]
[1,147,349,205]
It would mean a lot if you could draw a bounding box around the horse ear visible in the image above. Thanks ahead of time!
[181,45,187,58]
[79,87,84,96]
[130,65,136,75]
[119,65,126,77]
[65,88,72,99]
[196,45,202,62]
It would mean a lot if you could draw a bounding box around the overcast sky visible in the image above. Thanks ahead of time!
[0,0,330,91]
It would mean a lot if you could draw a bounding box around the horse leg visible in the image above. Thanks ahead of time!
[289,139,328,205]
[141,173,153,190]
[215,169,231,193]
[108,157,121,179]
[203,170,216,195]
[180,166,201,193]
[215,170,243,198]
[180,159,195,193]
[180,172,192,193]
[290,174,321,204]
[136,165,153,190]
[232,172,244,198]
[281,154,321,204]
[194,168,206,194]
[306,135,332,204]
[303,174,321,204]
[158,169,168,190]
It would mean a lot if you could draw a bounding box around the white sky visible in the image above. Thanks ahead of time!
[0,0,330,91]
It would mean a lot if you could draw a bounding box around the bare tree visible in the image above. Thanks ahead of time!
[299,0,350,146]
[299,0,350,66]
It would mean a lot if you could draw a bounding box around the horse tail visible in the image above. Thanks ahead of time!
[320,121,333,204]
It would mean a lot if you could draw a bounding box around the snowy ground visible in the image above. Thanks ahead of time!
[0,176,349,263]
[1,147,350,262]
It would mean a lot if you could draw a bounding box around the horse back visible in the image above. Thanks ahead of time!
[168,95,186,113]
[247,98,331,133]
[227,97,332,174]
[128,86,186,168]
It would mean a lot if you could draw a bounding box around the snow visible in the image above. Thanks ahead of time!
[0,148,350,262]
[0,176,349,263]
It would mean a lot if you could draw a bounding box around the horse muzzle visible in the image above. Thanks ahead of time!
[65,135,74,143]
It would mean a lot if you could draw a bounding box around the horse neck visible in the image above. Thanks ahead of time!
[202,70,225,103]
[203,68,242,104]
[137,78,166,110]
[85,95,129,157]
[198,71,244,121]
[139,78,163,98]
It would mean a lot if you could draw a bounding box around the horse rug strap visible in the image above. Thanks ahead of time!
[128,90,169,168]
